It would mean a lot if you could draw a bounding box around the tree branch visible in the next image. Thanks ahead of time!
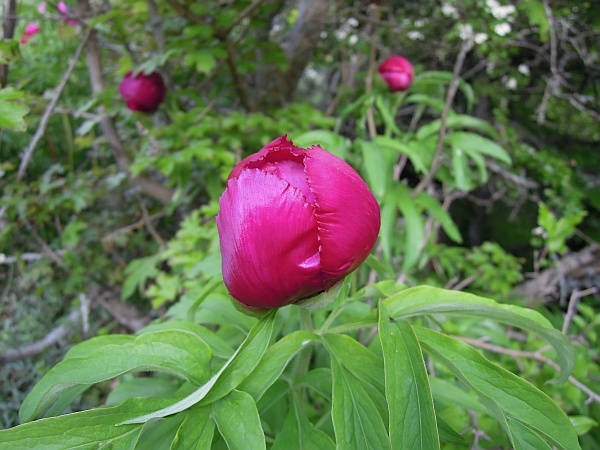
[0,0,17,86]
[77,0,173,204]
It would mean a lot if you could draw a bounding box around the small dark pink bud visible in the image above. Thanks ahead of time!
[24,23,41,38]
[118,71,166,113]
[217,136,381,310]
[377,55,414,92]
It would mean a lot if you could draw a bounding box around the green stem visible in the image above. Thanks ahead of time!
[294,308,314,380]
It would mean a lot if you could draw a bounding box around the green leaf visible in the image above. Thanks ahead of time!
[412,71,475,112]
[429,378,490,415]
[414,192,463,243]
[330,358,391,450]
[296,368,333,401]
[416,115,498,141]
[360,139,396,200]
[20,330,213,422]
[240,330,319,401]
[293,130,349,160]
[379,305,440,450]
[133,414,186,450]
[171,405,214,450]
[373,135,428,173]
[570,415,598,436]
[121,309,277,425]
[395,184,424,271]
[384,286,575,383]
[272,393,335,450]
[375,95,402,136]
[213,390,265,450]
[415,327,581,450]
[323,333,385,396]
[451,145,472,191]
[0,87,29,131]
[436,417,466,444]
[0,397,176,450]
[139,320,234,360]
[121,254,161,300]
[508,417,553,450]
[445,132,512,164]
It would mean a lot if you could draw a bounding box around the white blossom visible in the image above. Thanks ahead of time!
[348,34,358,45]
[486,0,516,20]
[458,23,473,40]
[518,64,530,76]
[407,30,425,41]
[441,3,459,18]
[505,77,517,90]
[474,33,488,44]
[494,22,511,36]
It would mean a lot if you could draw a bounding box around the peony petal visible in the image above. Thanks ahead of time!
[304,146,380,282]
[217,169,324,308]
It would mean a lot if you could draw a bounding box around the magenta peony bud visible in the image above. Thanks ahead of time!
[216,135,381,310]
[378,55,414,92]
[24,23,41,37]
[118,71,166,113]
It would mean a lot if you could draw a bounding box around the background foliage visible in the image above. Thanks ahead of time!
[1,0,599,448]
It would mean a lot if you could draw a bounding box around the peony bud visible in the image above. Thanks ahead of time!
[377,55,414,92]
[57,2,78,26]
[20,23,41,44]
[24,23,41,37]
[118,71,166,113]
[217,135,381,310]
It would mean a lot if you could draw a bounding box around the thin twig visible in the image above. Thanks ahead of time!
[412,37,472,197]
[16,29,92,180]
[457,336,600,404]
[562,287,598,335]
[0,310,81,363]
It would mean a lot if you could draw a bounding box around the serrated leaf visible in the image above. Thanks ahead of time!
[379,305,440,450]
[20,330,212,422]
[213,390,265,450]
[330,359,391,450]
[240,330,319,401]
[415,327,581,450]
[384,286,574,383]
[271,393,335,450]
[121,309,276,425]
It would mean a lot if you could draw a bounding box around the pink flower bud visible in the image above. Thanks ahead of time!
[57,1,69,15]
[118,71,166,112]
[24,23,41,38]
[377,55,415,92]
[217,136,381,310]
[38,3,47,14]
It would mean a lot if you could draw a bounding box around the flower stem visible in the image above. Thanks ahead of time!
[294,308,314,382]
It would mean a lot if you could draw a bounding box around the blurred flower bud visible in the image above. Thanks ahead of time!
[217,136,380,310]
[377,55,415,92]
[20,23,41,44]
[118,71,166,113]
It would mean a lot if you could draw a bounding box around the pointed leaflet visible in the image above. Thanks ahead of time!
[379,304,440,450]
[0,397,177,450]
[384,286,574,383]
[170,405,215,450]
[330,358,391,450]
[239,330,319,401]
[415,326,580,450]
[213,390,265,450]
[121,309,277,425]
[20,330,212,422]
[271,393,335,450]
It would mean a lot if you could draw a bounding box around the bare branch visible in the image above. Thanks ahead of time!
[0,310,81,363]
[16,29,92,180]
